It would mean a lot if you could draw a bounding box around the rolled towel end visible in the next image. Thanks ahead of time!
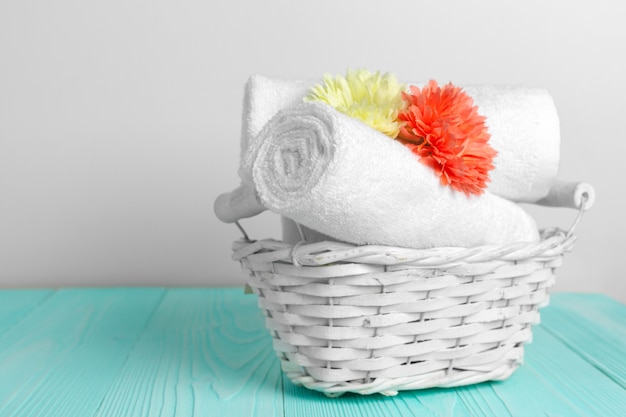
[536,180,595,210]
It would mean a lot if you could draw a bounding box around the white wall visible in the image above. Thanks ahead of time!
[1,1,624,301]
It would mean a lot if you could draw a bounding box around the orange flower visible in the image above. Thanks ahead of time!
[397,80,497,196]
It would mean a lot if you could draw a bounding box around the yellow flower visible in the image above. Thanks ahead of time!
[304,69,405,138]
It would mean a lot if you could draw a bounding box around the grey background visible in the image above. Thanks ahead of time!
[1,0,624,301]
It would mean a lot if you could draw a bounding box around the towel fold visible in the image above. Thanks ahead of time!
[244,102,540,249]
[239,75,560,203]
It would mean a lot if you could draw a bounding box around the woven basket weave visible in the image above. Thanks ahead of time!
[231,201,586,397]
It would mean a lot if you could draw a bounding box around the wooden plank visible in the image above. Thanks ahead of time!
[541,293,626,387]
[0,289,621,417]
[0,288,165,417]
[0,289,54,335]
[518,325,626,416]
[93,288,284,417]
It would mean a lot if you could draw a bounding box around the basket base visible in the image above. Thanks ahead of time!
[280,356,521,397]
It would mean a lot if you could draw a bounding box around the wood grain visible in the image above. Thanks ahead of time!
[0,289,623,417]
[523,323,625,416]
[541,293,626,387]
[0,288,164,417]
[0,289,53,336]
[93,288,283,417]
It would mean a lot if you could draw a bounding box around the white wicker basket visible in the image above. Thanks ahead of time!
[230,184,591,397]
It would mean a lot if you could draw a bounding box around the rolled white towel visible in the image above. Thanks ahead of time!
[239,75,560,203]
[243,102,540,249]
[239,75,312,185]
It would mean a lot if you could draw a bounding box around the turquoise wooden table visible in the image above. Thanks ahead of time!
[0,288,624,417]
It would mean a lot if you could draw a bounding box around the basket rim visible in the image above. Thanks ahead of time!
[232,200,586,268]
[232,226,575,269]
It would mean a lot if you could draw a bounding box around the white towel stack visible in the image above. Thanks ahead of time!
[215,74,571,249]
[239,75,561,203]
[243,102,539,249]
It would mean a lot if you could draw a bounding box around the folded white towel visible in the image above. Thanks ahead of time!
[463,85,560,202]
[243,102,540,249]
[239,75,560,203]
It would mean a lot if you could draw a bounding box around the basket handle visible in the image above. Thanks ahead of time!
[535,180,595,210]
[534,180,594,238]
[214,183,265,223]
